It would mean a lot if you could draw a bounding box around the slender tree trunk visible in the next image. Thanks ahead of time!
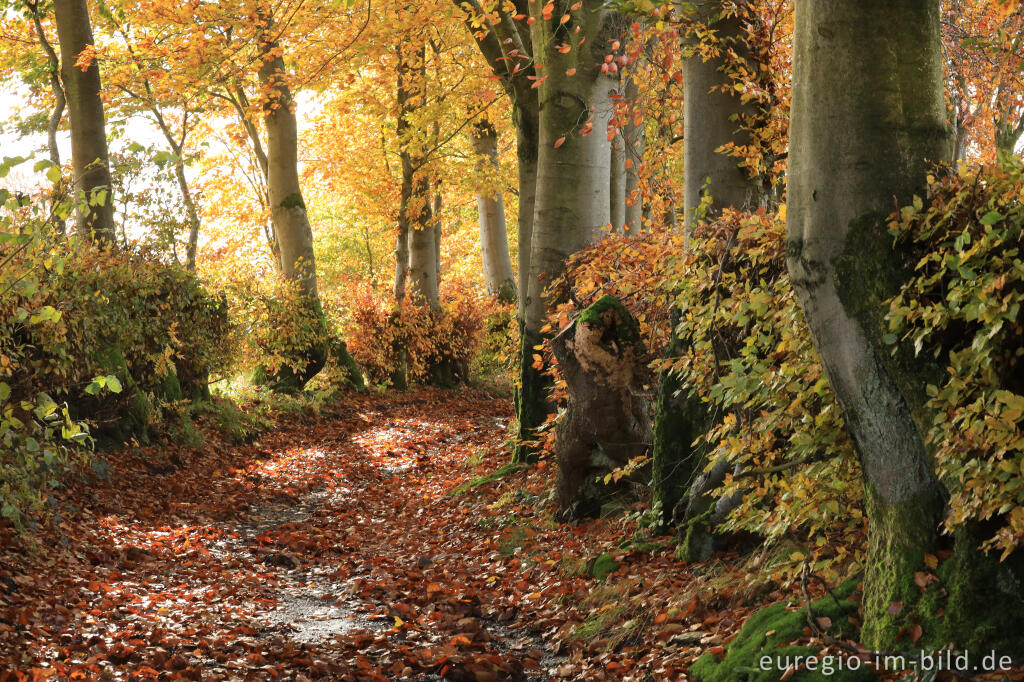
[515,0,619,461]
[651,0,762,532]
[515,117,539,320]
[150,110,202,271]
[29,6,67,231]
[395,43,439,311]
[432,191,442,286]
[255,21,326,390]
[53,0,115,243]
[623,75,644,233]
[610,133,627,231]
[786,0,1024,653]
[470,121,517,301]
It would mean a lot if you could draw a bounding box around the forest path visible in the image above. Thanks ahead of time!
[1,388,578,681]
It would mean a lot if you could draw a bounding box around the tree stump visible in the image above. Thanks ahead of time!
[552,295,653,520]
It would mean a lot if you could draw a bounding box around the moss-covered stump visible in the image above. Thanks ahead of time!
[551,295,653,520]
[691,581,878,682]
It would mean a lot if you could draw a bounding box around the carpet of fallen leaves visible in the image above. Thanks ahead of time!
[5,388,1018,681]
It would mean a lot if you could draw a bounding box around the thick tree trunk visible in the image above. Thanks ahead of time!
[650,0,762,537]
[515,1,619,460]
[680,0,760,228]
[787,0,1024,654]
[53,0,115,243]
[552,295,652,519]
[256,25,326,390]
[470,121,517,302]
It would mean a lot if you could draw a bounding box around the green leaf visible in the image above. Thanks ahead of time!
[980,211,1003,226]
[46,165,62,184]
[1,503,20,522]
[105,375,122,393]
[0,382,9,403]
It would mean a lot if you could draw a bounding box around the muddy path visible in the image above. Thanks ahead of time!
[0,389,567,681]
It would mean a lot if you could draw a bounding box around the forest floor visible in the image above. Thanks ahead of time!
[4,387,1006,681]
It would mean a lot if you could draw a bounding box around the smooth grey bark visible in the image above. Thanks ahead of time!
[53,0,115,243]
[610,132,627,231]
[258,34,318,298]
[623,75,644,233]
[470,121,517,301]
[680,0,760,229]
[786,0,961,649]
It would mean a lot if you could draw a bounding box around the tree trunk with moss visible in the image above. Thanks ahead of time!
[256,22,326,390]
[514,1,620,462]
[787,0,1024,655]
[651,0,761,540]
[53,0,115,243]
[552,295,652,519]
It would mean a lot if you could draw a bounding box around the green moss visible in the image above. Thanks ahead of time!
[678,505,715,563]
[578,294,641,345]
[125,390,152,444]
[330,339,365,391]
[158,372,182,403]
[858,485,943,648]
[691,580,878,682]
[573,605,626,643]
[911,525,1024,658]
[280,192,306,210]
[588,553,619,581]
[513,327,548,464]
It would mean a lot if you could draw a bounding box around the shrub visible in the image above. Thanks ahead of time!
[887,158,1024,557]
[345,280,493,386]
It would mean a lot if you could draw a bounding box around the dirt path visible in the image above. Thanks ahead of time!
[0,389,569,681]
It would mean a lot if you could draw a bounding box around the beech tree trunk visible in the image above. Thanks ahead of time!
[610,133,627,231]
[651,0,762,536]
[681,0,760,228]
[788,0,1024,655]
[395,43,439,311]
[470,121,517,302]
[29,5,66,231]
[623,75,644,233]
[515,0,620,461]
[53,0,115,243]
[256,23,326,389]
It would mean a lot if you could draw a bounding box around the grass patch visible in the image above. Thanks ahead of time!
[448,462,527,497]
